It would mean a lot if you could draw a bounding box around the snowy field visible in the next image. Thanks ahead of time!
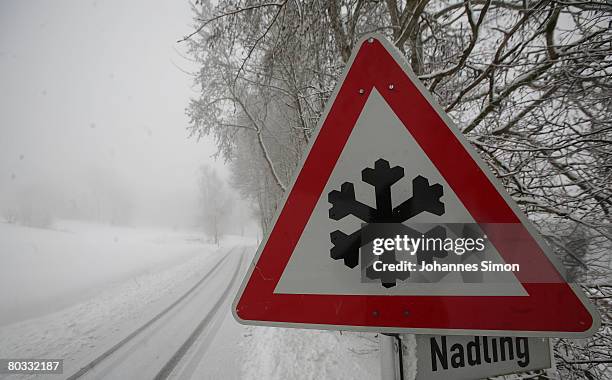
[0,220,230,326]
[0,220,380,379]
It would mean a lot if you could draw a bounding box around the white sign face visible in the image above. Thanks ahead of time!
[275,89,523,297]
[415,335,552,380]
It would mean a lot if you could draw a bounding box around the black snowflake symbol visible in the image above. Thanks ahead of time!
[328,158,446,287]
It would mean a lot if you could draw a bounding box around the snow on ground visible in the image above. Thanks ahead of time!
[240,327,380,380]
[0,247,220,375]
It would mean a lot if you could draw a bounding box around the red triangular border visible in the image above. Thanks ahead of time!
[233,36,598,336]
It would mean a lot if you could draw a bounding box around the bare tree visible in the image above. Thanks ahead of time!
[184,0,612,377]
[198,165,233,245]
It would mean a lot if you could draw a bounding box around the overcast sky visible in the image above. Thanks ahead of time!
[0,0,233,227]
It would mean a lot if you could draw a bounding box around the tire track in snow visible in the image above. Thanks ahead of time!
[153,248,246,380]
[172,251,248,380]
[65,247,239,380]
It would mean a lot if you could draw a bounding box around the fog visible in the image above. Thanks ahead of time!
[0,0,247,231]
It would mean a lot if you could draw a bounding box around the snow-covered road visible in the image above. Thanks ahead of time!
[65,247,247,379]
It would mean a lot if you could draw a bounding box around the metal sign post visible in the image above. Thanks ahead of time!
[381,334,418,380]
[380,334,403,380]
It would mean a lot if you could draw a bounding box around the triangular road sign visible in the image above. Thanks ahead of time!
[232,35,599,337]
